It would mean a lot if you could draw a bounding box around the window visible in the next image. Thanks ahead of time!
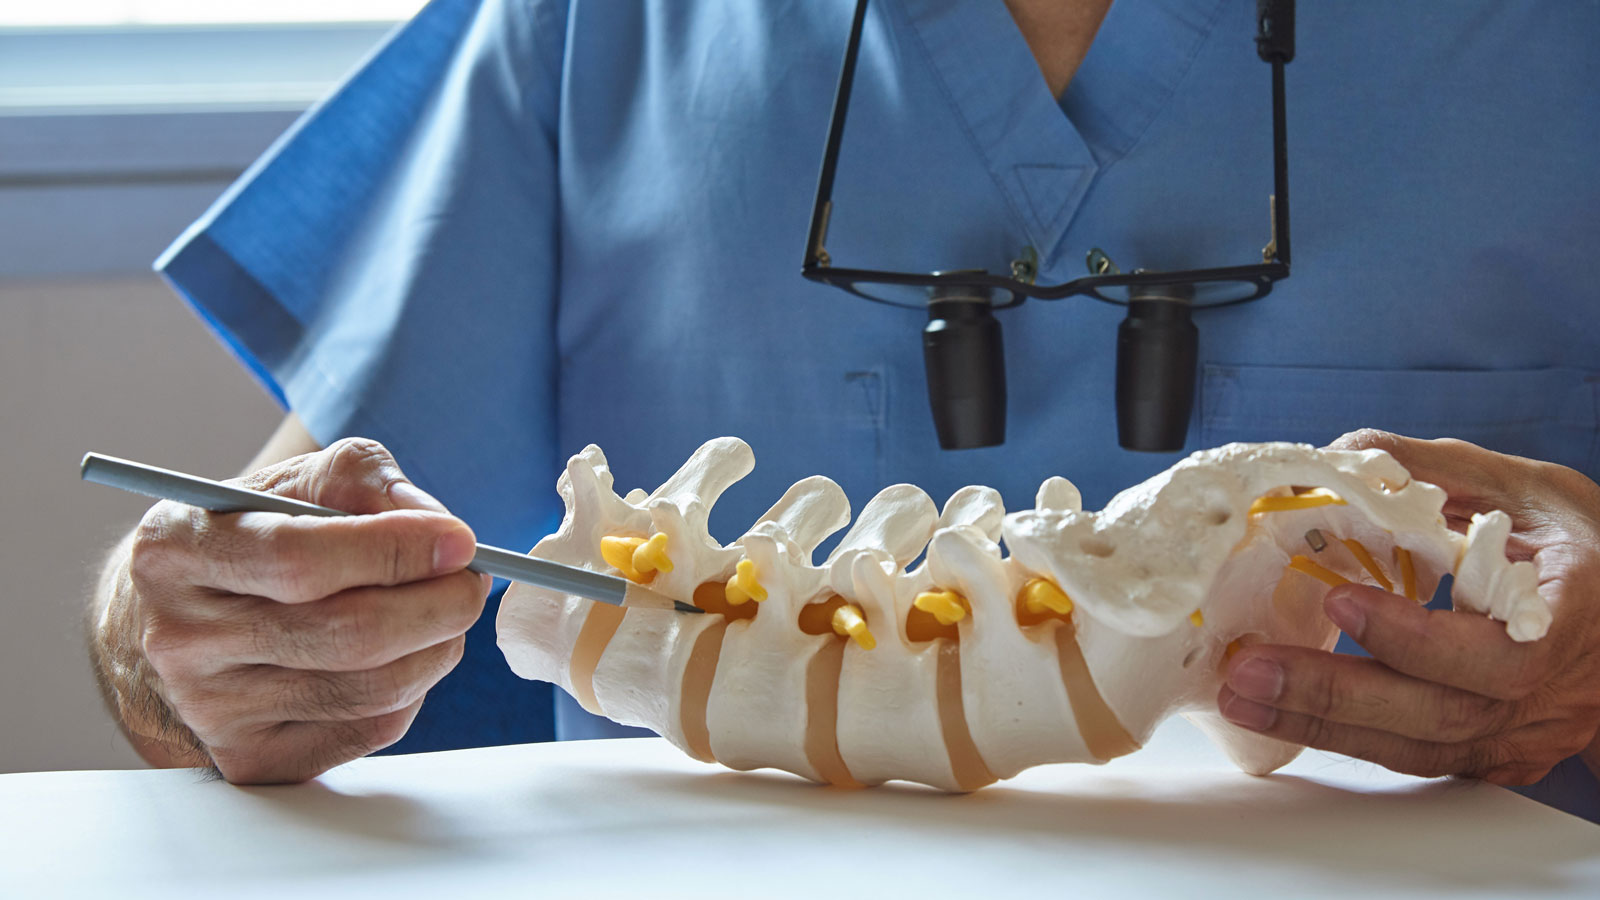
[0,1,425,27]
[0,2,422,112]
[0,1,430,277]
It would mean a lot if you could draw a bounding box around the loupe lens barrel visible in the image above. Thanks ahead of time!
[924,297,1006,449]
[1116,288,1197,452]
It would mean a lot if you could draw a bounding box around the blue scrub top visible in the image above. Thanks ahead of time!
[158,0,1600,820]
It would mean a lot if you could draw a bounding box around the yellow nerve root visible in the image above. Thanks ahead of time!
[1394,546,1418,602]
[1340,538,1392,592]
[830,604,876,650]
[601,535,651,584]
[725,558,767,606]
[1249,487,1349,516]
[914,589,970,626]
[632,532,674,577]
[1189,609,1205,627]
[1288,554,1350,587]
[1020,578,1073,617]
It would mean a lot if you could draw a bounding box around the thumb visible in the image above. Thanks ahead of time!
[1327,429,1514,510]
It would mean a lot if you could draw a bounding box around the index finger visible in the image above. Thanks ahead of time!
[193,507,478,603]
[1325,583,1546,701]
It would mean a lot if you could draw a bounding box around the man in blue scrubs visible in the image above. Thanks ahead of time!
[89,0,1599,819]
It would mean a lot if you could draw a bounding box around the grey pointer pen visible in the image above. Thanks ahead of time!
[80,452,701,614]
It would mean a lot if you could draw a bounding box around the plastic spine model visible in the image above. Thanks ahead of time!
[496,439,1550,791]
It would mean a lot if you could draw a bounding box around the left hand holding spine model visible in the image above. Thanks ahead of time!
[496,438,1549,791]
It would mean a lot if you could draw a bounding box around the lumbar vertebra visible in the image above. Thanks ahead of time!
[497,439,1547,791]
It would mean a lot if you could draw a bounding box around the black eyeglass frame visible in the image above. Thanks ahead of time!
[800,0,1295,311]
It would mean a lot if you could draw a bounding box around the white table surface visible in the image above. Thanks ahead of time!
[3,718,1595,899]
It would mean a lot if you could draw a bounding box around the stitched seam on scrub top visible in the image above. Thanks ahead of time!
[892,1,1040,247]
[845,369,888,485]
[1085,0,1225,172]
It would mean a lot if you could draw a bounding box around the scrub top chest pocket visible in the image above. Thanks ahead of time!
[1199,364,1600,477]
[558,359,890,548]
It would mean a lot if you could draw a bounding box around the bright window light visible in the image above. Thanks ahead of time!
[0,1,427,27]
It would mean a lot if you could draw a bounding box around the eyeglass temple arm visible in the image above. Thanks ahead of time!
[1258,0,1294,266]
[804,0,872,270]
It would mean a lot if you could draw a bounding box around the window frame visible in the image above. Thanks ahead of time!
[0,21,400,277]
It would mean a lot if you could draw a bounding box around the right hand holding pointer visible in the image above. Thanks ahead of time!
[95,438,490,783]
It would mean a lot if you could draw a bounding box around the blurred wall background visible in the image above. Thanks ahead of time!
[0,7,416,773]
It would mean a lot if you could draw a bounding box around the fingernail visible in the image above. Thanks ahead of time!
[389,480,447,512]
[1228,658,1284,702]
[1221,694,1278,731]
[1325,590,1367,639]
[433,527,476,573]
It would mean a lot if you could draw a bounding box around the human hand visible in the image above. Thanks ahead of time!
[96,438,490,784]
[1217,430,1600,785]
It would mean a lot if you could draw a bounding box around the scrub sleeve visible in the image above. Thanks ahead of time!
[157,0,565,750]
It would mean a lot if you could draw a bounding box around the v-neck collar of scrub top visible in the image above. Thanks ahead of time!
[894,0,1225,273]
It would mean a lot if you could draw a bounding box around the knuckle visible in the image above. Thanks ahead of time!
[128,503,194,586]
[331,667,414,720]
[1340,732,1449,778]
[372,514,449,585]
[256,526,322,602]
[322,598,390,669]
[1431,437,1480,456]
[365,666,417,718]
[1470,723,1582,785]
[1398,746,1454,778]
[293,671,357,720]
[1306,669,1343,720]
[213,756,270,785]
[1500,655,1549,701]
[1292,712,1337,751]
[416,638,464,691]
[1538,464,1600,524]
[1293,663,1401,734]
[306,669,408,721]
[215,739,312,785]
[126,540,170,595]
[139,613,203,674]
[444,634,467,667]
[1485,766,1547,787]
[1463,736,1516,777]
[301,438,399,513]
[237,455,306,495]
[1332,428,1399,453]
[326,437,393,483]
[248,601,304,662]
[360,706,416,754]
[1531,458,1581,488]
[180,503,227,552]
[328,705,414,760]
[1434,693,1502,742]
[172,686,231,736]
[193,518,254,579]
[385,529,412,586]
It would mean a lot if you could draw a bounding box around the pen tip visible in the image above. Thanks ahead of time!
[622,582,703,614]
